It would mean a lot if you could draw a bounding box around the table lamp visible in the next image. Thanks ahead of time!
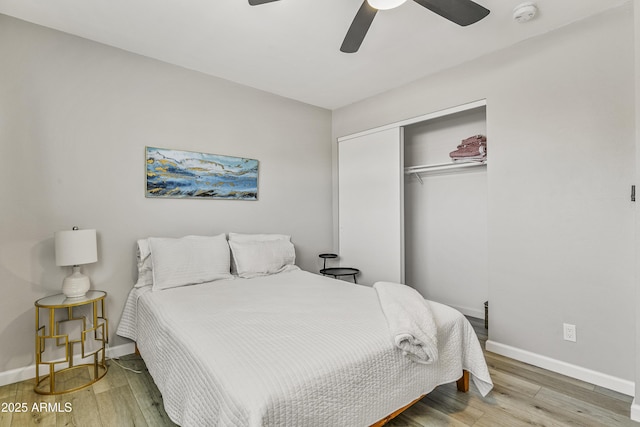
[55,227,98,298]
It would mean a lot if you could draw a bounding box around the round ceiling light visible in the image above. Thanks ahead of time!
[367,0,408,10]
[513,2,538,23]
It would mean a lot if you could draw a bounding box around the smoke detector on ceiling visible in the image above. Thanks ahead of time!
[513,2,537,23]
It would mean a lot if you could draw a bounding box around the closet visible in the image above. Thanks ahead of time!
[338,100,488,318]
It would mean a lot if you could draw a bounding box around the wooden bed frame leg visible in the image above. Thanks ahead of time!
[135,343,140,356]
[456,370,470,392]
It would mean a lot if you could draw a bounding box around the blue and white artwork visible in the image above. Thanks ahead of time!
[145,147,258,200]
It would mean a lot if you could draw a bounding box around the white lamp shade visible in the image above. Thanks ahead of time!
[55,229,98,266]
[367,0,407,10]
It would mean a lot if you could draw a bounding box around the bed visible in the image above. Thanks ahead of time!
[117,234,492,426]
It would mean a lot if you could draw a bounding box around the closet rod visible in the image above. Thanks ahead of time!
[404,161,486,176]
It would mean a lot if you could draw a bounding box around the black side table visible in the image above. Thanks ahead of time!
[320,267,360,283]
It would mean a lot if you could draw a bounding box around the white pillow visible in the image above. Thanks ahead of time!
[134,239,153,288]
[149,234,232,291]
[228,233,291,274]
[229,239,296,278]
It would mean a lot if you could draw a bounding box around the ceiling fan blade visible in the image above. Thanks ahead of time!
[341,1,378,53]
[248,0,280,5]
[412,0,489,26]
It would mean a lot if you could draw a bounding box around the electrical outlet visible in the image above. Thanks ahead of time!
[563,323,576,342]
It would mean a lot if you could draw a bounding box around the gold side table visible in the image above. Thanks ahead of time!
[34,290,108,394]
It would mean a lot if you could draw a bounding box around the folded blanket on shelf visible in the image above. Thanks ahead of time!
[450,147,486,157]
[450,134,487,161]
[458,134,487,147]
[373,281,438,364]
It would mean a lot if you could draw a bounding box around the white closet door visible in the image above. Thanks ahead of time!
[338,127,404,285]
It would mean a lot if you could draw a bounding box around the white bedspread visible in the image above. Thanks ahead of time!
[117,270,492,426]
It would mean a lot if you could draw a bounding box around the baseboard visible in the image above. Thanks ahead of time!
[107,342,136,360]
[0,342,136,388]
[486,340,635,397]
[631,398,640,422]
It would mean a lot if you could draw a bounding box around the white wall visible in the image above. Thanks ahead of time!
[333,5,636,391]
[0,15,332,374]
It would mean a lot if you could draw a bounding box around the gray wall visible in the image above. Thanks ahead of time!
[0,15,332,372]
[334,5,636,385]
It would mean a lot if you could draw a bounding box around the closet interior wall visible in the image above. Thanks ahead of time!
[403,107,488,318]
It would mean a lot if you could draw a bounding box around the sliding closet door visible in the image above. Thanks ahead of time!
[338,127,404,285]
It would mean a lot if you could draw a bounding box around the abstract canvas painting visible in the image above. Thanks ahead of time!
[145,147,258,200]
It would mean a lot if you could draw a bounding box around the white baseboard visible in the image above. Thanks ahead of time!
[107,342,136,360]
[486,340,635,397]
[631,398,640,422]
[0,342,136,388]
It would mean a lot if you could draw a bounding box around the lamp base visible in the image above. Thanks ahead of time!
[62,266,91,298]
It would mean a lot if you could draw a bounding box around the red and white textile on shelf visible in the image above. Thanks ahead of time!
[449,135,487,162]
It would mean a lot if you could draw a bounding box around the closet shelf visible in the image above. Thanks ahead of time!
[405,160,486,183]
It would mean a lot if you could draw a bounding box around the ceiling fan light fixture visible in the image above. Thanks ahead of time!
[367,0,407,11]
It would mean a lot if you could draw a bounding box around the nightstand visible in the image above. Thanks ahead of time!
[320,267,360,283]
[318,253,360,283]
[34,290,108,394]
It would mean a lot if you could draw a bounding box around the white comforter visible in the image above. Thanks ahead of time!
[117,269,492,427]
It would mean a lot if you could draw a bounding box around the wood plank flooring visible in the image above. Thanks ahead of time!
[0,317,636,426]
[388,317,637,427]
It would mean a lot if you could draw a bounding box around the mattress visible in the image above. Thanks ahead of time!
[117,269,492,426]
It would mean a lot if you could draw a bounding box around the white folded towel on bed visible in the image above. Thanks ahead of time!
[373,281,438,364]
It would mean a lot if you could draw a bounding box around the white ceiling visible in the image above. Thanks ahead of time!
[0,0,629,109]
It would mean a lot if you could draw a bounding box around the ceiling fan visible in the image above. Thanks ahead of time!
[248,0,490,53]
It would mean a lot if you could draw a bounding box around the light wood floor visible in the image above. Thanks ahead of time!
[1,317,636,426]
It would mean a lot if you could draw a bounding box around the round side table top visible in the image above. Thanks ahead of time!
[35,290,106,308]
[320,267,360,276]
